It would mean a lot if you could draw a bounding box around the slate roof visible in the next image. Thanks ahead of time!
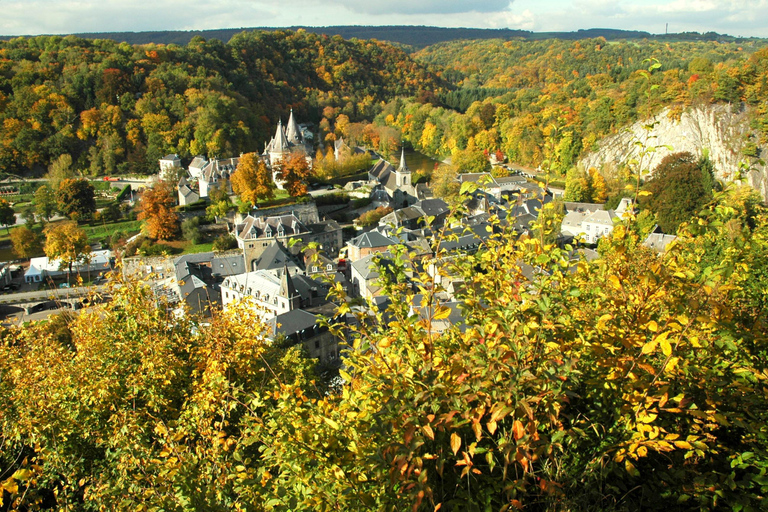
[189,156,207,170]
[416,198,449,218]
[643,231,677,254]
[253,242,302,273]
[348,230,395,249]
[583,209,617,227]
[268,309,320,338]
[369,158,395,181]
[212,253,245,277]
[564,202,605,213]
[236,214,308,240]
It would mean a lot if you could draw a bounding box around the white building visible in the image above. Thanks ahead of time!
[220,267,301,321]
[25,250,114,283]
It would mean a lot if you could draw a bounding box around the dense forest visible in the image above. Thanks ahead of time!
[3,31,768,181]
[378,37,768,174]
[0,30,445,176]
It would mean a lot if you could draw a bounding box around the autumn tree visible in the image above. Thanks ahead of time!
[34,184,57,222]
[44,221,89,282]
[643,151,715,233]
[56,179,96,221]
[0,199,16,233]
[275,152,311,197]
[10,225,42,259]
[136,181,179,240]
[46,154,76,191]
[231,152,274,206]
[431,164,461,206]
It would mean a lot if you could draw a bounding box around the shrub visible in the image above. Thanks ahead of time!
[212,234,238,252]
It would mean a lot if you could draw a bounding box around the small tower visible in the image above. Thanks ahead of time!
[394,148,411,187]
[278,264,302,311]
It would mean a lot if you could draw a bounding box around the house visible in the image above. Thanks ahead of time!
[24,250,114,283]
[643,225,677,254]
[198,156,238,198]
[159,154,182,180]
[581,210,618,244]
[267,309,341,367]
[177,176,200,206]
[188,156,208,179]
[250,241,304,275]
[221,266,302,321]
[350,252,389,300]
[346,230,396,262]
[235,213,310,254]
[158,251,244,317]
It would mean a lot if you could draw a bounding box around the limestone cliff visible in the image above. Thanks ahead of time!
[579,104,768,201]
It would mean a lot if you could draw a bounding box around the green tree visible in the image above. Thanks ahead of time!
[56,179,96,221]
[34,184,57,222]
[643,151,715,233]
[0,199,16,234]
[45,154,76,191]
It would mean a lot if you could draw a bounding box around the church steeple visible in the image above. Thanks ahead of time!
[278,264,297,299]
[285,109,302,145]
[397,147,408,173]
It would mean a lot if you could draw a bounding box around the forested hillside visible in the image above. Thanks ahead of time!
[372,38,768,174]
[0,30,445,176]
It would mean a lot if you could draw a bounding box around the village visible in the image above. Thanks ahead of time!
[0,111,675,369]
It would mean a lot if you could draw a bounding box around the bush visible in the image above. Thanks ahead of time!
[182,217,203,244]
[351,197,372,209]
[115,184,132,202]
[356,206,393,227]
[212,234,238,252]
[314,192,350,206]
[138,239,176,256]
[177,199,208,212]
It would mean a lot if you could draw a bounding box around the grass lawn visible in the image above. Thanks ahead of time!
[82,219,143,241]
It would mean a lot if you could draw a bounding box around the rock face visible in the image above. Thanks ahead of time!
[579,104,768,201]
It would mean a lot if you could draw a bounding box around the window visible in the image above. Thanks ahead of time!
[312,266,318,272]
[327,264,333,270]
[314,341,320,349]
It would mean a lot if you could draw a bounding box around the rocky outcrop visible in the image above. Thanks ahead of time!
[579,104,768,201]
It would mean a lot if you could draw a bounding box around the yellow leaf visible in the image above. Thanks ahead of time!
[608,275,622,290]
[422,425,435,441]
[11,469,31,481]
[637,446,648,457]
[487,420,498,435]
[637,412,658,424]
[660,337,672,357]
[641,340,657,355]
[450,433,461,455]
[647,320,658,332]
[674,441,693,450]
[433,307,451,320]
[322,417,340,430]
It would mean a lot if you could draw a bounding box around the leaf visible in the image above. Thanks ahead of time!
[512,420,525,440]
[608,275,622,290]
[487,420,498,435]
[450,433,461,455]
[422,425,435,441]
[322,417,340,430]
[459,181,477,196]
[641,339,658,355]
[11,469,31,481]
[674,441,693,450]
